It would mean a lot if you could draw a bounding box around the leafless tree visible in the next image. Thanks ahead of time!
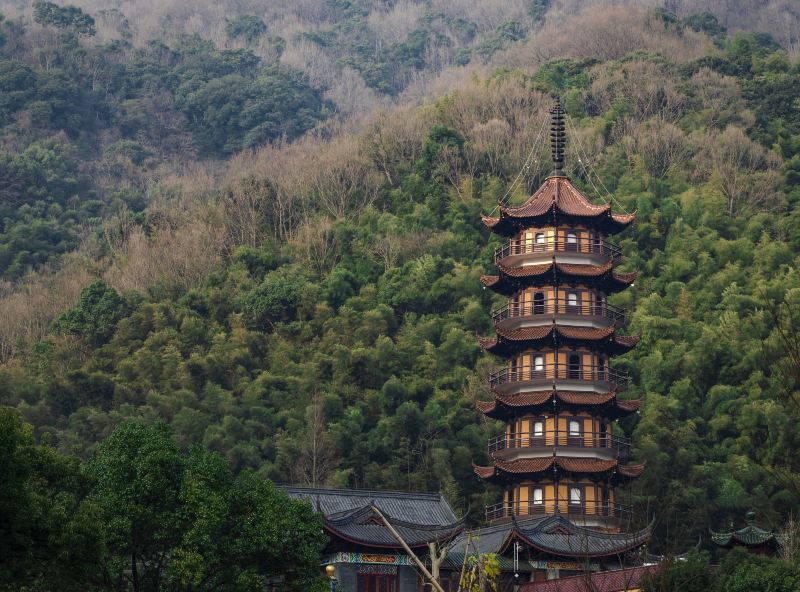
[590,60,686,124]
[307,136,382,220]
[780,515,800,563]
[689,68,747,130]
[360,108,431,184]
[368,230,430,271]
[0,261,93,362]
[622,118,689,179]
[291,217,340,276]
[702,126,783,216]
[294,391,335,487]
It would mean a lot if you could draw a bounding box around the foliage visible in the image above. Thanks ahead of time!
[225,15,267,43]
[0,407,97,591]
[460,550,500,592]
[53,281,129,346]
[33,1,96,36]
[1,8,800,588]
[0,10,330,276]
[0,416,328,591]
[86,421,327,591]
[643,549,800,592]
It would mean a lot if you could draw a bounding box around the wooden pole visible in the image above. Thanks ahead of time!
[368,504,447,592]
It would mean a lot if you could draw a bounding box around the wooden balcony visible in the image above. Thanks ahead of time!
[488,364,629,394]
[492,299,625,330]
[485,499,633,525]
[488,431,631,459]
[495,238,622,267]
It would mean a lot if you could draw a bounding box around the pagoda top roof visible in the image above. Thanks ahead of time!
[481,176,636,236]
[444,514,651,562]
[473,457,645,483]
[284,486,464,549]
[710,511,784,549]
[479,325,639,355]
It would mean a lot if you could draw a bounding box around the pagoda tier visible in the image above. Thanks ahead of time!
[481,262,637,296]
[474,480,646,530]
[478,325,640,356]
[476,390,642,421]
[480,176,636,236]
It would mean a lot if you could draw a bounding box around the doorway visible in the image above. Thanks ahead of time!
[357,573,399,592]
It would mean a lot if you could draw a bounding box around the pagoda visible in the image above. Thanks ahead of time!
[474,100,645,533]
[711,511,784,556]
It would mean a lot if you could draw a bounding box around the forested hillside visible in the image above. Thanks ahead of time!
[1,1,800,584]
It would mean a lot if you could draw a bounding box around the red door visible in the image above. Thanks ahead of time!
[357,573,399,592]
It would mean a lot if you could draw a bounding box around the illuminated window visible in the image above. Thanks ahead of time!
[533,420,544,437]
[569,419,581,436]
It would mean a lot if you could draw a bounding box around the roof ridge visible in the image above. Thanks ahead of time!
[281,485,444,499]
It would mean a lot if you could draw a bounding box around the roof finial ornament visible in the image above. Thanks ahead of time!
[550,97,566,177]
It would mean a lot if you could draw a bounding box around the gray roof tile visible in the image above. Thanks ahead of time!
[283,486,458,525]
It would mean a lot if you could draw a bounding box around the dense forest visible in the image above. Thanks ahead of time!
[2,0,800,589]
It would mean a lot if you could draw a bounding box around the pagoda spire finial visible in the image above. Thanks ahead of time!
[550,97,566,177]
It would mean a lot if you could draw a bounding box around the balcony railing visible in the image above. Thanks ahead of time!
[487,431,631,457]
[491,299,625,326]
[494,238,622,265]
[485,500,633,523]
[488,364,629,391]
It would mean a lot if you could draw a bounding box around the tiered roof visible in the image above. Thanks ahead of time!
[481,176,636,237]
[473,457,645,484]
[710,511,784,552]
[481,262,637,295]
[479,325,640,356]
[476,391,642,420]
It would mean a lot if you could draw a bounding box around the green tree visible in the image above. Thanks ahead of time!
[86,422,327,592]
[225,15,267,44]
[54,281,129,346]
[0,407,99,591]
[33,1,96,36]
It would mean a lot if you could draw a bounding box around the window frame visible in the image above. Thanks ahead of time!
[569,485,583,506]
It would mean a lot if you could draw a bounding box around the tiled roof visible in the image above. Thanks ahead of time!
[617,463,646,478]
[284,486,458,524]
[481,262,637,294]
[481,177,636,236]
[498,262,560,278]
[474,458,645,481]
[324,505,464,548]
[476,391,642,416]
[555,261,613,277]
[617,398,643,412]
[480,274,500,287]
[445,515,651,563]
[475,458,615,477]
[480,325,639,355]
[710,514,784,549]
[521,565,659,592]
[557,391,617,405]
[284,486,464,549]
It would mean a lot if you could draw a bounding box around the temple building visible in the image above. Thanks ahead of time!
[285,487,464,592]
[470,99,652,582]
